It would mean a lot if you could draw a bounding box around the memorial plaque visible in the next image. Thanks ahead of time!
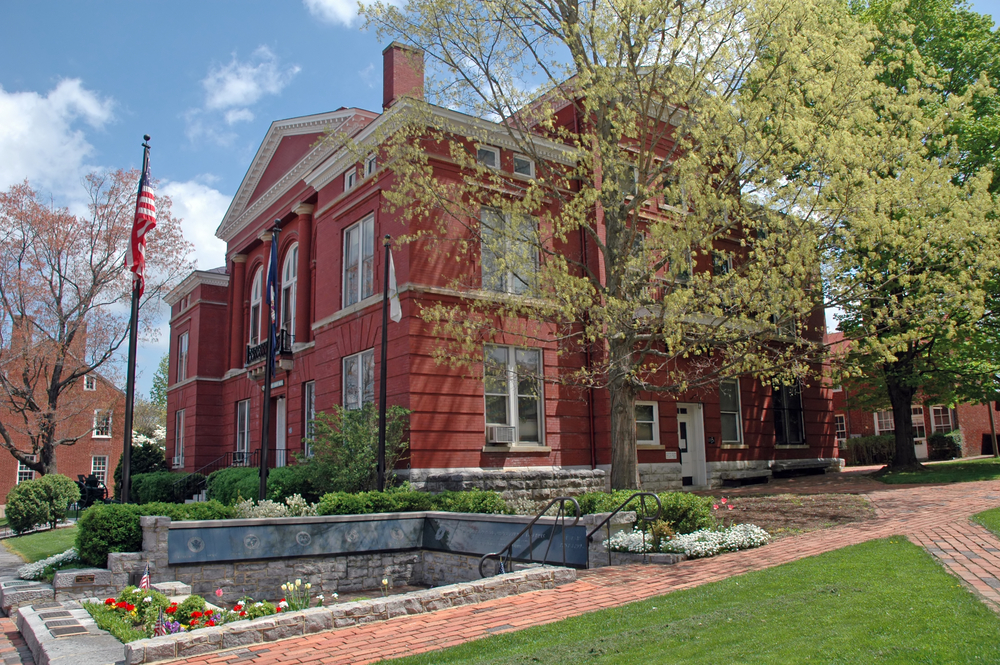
[44,620,79,628]
[74,574,95,584]
[50,626,88,637]
[422,517,588,566]
[31,602,63,610]
[38,611,73,619]
[1,580,37,588]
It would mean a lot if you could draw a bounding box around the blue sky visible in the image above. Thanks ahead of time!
[2,0,999,398]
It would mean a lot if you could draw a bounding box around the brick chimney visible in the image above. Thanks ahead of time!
[383,42,424,111]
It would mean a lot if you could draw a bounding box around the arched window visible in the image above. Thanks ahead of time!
[249,267,262,346]
[281,243,298,340]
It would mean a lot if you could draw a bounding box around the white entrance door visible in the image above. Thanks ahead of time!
[677,403,707,487]
[275,398,287,468]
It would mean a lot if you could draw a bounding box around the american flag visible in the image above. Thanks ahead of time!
[125,142,157,297]
[139,563,150,590]
[153,607,167,637]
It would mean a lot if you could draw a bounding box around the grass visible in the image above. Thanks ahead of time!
[877,457,1000,484]
[386,539,1000,664]
[972,507,1000,538]
[3,525,77,563]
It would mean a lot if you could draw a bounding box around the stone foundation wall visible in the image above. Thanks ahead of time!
[638,463,683,491]
[400,468,605,502]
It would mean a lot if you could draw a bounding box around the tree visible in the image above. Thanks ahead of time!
[362,0,936,487]
[0,172,193,475]
[112,438,169,500]
[150,353,169,415]
[830,0,1000,470]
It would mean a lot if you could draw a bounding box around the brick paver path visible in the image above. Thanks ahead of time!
[151,479,1000,665]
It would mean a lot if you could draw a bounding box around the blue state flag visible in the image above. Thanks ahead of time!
[264,233,279,373]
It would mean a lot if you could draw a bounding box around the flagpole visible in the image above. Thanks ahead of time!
[377,235,392,491]
[121,134,151,504]
[258,223,280,501]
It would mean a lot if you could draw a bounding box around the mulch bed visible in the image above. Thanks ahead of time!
[708,494,877,538]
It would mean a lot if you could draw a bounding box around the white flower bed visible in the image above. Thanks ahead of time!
[605,524,770,559]
[18,547,79,580]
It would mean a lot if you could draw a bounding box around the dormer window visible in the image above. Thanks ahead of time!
[477,145,500,169]
[345,169,357,191]
[84,375,96,391]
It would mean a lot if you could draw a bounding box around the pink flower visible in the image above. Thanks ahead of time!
[713,504,719,510]
[215,588,224,598]
[727,505,733,510]
[721,498,728,504]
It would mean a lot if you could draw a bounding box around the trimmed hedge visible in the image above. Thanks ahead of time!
[206,466,318,505]
[842,435,895,466]
[132,471,205,504]
[5,474,81,534]
[576,490,715,534]
[316,489,509,516]
[929,430,964,461]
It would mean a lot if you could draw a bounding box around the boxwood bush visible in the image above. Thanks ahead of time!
[842,434,895,466]
[76,504,143,566]
[929,430,964,461]
[576,490,715,534]
[132,471,205,504]
[316,489,508,516]
[206,466,318,505]
[6,474,81,534]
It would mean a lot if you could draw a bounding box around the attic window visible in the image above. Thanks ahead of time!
[477,146,500,169]
[345,169,358,191]
[84,375,96,391]
[513,154,534,177]
[365,154,377,177]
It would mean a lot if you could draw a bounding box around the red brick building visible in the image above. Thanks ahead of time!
[165,44,838,492]
[828,332,1000,459]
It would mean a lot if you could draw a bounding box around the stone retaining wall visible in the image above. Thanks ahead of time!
[124,566,577,665]
[400,468,605,501]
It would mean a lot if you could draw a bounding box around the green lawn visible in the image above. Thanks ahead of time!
[972,507,1000,538]
[3,525,77,563]
[385,539,1000,664]
[877,457,1000,484]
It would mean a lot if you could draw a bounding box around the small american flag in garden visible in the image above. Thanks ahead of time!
[153,607,167,637]
[139,563,150,590]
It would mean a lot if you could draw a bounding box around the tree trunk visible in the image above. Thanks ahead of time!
[884,372,923,472]
[608,339,640,490]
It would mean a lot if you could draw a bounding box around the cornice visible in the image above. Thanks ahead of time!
[164,270,231,306]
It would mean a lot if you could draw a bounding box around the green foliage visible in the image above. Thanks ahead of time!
[150,354,169,413]
[36,474,80,528]
[973,506,1000,539]
[114,441,169,500]
[304,403,409,494]
[131,471,202,504]
[431,490,509,515]
[206,467,258,505]
[5,479,54,535]
[82,602,148,643]
[576,491,715,535]
[929,430,964,461]
[878,457,1000,484]
[265,465,319,503]
[175,595,206,625]
[5,526,78,563]
[75,504,142,566]
[117,585,171,627]
[843,434,896,466]
[315,489,507,516]
[139,501,233,521]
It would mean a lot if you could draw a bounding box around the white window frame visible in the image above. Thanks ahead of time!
[304,381,316,457]
[874,411,895,435]
[481,207,538,295]
[834,414,847,442]
[365,153,377,177]
[249,267,263,346]
[343,349,375,410]
[912,406,927,442]
[512,154,534,178]
[84,375,96,391]
[16,455,36,485]
[719,379,744,445]
[484,345,544,445]
[931,406,953,433]
[236,400,250,464]
[345,169,357,191]
[343,216,375,308]
[93,410,112,438]
[635,401,660,446]
[477,145,500,169]
[173,409,185,468]
[91,455,109,484]
[281,243,298,340]
[177,332,189,382]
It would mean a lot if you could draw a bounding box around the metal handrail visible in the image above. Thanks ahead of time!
[585,492,662,567]
[478,496,580,578]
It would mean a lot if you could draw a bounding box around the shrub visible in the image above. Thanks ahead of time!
[6,479,53,534]
[18,547,79,580]
[174,595,206,625]
[76,503,142,566]
[132,471,183,504]
[36,474,81,528]
[113,441,169,500]
[576,491,715,534]
[266,465,319,503]
[316,492,377,516]
[315,489,506,516]
[139,501,233,521]
[842,434,895,466]
[206,467,258,505]
[929,430,964,461]
[431,490,509,515]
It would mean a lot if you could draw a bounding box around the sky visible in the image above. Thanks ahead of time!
[2,0,1000,398]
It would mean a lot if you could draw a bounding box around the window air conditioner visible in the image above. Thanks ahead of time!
[487,425,516,444]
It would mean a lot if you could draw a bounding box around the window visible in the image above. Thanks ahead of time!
[773,384,804,445]
[365,153,377,177]
[93,410,112,438]
[84,375,96,391]
[874,411,894,435]
[177,332,189,382]
[91,456,108,484]
[484,345,542,444]
[835,414,847,442]
[635,402,659,445]
[912,406,927,440]
[343,216,375,307]
[477,145,500,169]
[513,154,534,177]
[343,349,375,410]
[236,400,250,464]
[345,169,357,190]
[481,207,538,294]
[931,406,952,433]
[173,409,185,468]
[281,243,298,339]
[671,249,693,283]
[249,267,262,346]
[719,379,743,445]
[16,455,36,484]
[304,381,316,457]
[712,252,732,276]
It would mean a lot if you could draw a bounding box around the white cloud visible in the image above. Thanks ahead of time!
[0,79,114,196]
[159,179,230,271]
[304,0,359,26]
[203,46,300,114]
[224,108,255,125]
